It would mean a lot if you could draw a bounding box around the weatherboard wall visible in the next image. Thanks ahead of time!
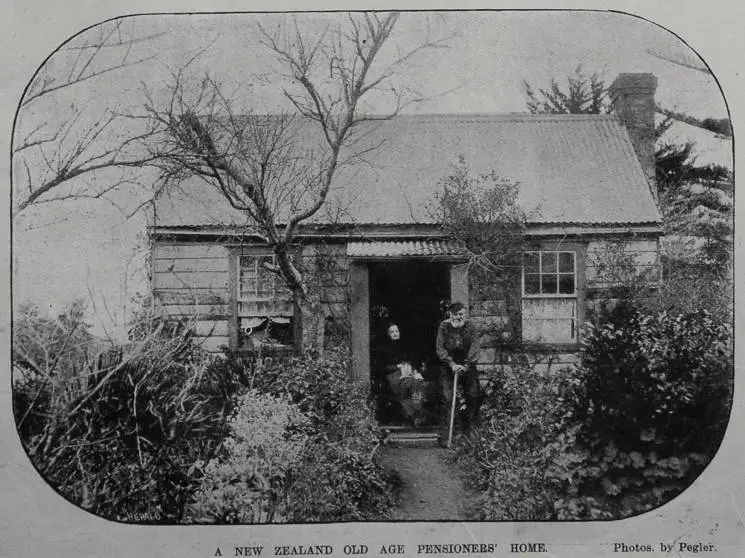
[152,240,353,353]
[150,235,661,362]
[152,242,231,352]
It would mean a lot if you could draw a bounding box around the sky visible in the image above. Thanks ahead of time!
[11,10,732,339]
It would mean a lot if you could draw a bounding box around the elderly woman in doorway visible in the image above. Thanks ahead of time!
[379,323,429,427]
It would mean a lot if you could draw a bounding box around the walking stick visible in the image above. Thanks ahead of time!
[446,369,459,448]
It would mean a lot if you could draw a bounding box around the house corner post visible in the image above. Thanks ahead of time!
[349,261,370,385]
[228,248,239,350]
[449,262,469,307]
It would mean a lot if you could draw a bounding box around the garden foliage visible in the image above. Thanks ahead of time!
[550,309,732,519]
[192,347,396,522]
[185,390,311,523]
[459,309,732,520]
[459,366,576,520]
[14,302,395,523]
[13,304,240,521]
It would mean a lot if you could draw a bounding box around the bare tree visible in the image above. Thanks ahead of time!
[145,12,449,352]
[13,18,162,216]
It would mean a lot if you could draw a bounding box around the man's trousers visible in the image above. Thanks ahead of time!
[440,363,482,432]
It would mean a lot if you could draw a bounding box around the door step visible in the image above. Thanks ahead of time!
[381,428,443,447]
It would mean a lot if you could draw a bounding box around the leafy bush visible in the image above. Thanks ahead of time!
[287,445,397,522]
[456,309,732,520]
[257,347,395,520]
[455,365,578,520]
[252,347,381,451]
[653,258,733,323]
[573,310,732,454]
[185,390,310,523]
[183,347,396,522]
[548,309,732,519]
[13,303,242,521]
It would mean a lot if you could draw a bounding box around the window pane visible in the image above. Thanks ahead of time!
[257,284,274,298]
[522,299,577,343]
[239,264,257,297]
[257,256,273,275]
[541,252,557,273]
[524,252,539,273]
[240,279,257,294]
[255,256,274,298]
[273,275,286,297]
[524,273,540,294]
[559,274,575,294]
[559,252,575,273]
[541,274,557,294]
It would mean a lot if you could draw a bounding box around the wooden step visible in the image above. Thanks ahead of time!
[380,424,442,433]
[383,430,442,447]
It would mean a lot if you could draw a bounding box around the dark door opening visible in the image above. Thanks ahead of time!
[368,261,449,425]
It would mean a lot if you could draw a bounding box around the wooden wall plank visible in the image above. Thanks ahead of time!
[469,300,508,317]
[155,290,228,305]
[154,258,229,273]
[191,336,230,353]
[154,271,229,290]
[154,243,229,260]
[156,304,229,317]
[194,320,230,337]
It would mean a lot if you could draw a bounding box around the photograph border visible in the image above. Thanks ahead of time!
[2,2,742,556]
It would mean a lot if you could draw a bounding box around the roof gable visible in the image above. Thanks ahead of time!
[154,113,661,228]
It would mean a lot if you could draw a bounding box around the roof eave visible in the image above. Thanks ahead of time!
[150,220,663,242]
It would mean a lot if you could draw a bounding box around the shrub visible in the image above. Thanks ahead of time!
[184,390,310,524]
[251,347,396,521]
[548,309,733,519]
[286,445,397,522]
[653,258,733,324]
[252,347,381,451]
[184,347,395,523]
[573,310,732,455]
[456,365,579,520]
[456,309,732,521]
[13,304,242,521]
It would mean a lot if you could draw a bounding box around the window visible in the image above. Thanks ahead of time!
[238,254,293,348]
[523,251,576,296]
[238,255,288,302]
[522,250,577,344]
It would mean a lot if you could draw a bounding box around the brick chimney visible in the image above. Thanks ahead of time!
[609,73,658,194]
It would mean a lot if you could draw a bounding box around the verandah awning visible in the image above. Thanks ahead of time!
[346,240,467,258]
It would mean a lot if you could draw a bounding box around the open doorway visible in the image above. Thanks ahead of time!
[368,261,450,425]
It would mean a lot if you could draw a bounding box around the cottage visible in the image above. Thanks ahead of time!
[149,73,662,382]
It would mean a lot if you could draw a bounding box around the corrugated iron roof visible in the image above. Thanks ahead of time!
[154,113,662,229]
[347,240,466,258]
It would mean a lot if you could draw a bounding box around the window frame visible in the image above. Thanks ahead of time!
[237,253,291,304]
[522,250,577,299]
[235,252,295,349]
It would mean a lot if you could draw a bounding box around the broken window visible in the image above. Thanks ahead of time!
[238,254,294,348]
[522,251,577,343]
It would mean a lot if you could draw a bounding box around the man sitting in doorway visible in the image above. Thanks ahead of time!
[436,302,482,434]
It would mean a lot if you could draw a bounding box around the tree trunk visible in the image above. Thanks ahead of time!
[295,291,325,355]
